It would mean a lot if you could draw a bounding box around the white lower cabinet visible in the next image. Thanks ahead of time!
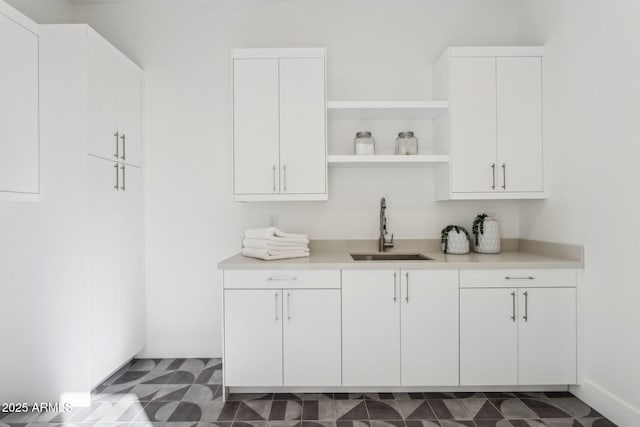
[460,288,519,386]
[342,269,459,387]
[223,267,578,390]
[224,289,284,386]
[342,270,401,386]
[401,270,459,386]
[518,287,577,385]
[223,275,341,387]
[283,289,341,386]
[460,284,577,386]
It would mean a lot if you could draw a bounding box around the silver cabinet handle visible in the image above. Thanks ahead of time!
[267,275,297,281]
[393,272,397,302]
[505,276,535,280]
[113,163,119,190]
[120,165,126,191]
[120,134,126,160]
[274,292,279,320]
[272,165,276,192]
[523,291,528,322]
[510,291,516,322]
[405,272,409,303]
[287,292,291,320]
[501,163,506,190]
[491,163,496,189]
[113,132,119,158]
[283,165,287,192]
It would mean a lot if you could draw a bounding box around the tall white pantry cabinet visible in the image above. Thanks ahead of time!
[40,25,145,390]
[0,3,39,200]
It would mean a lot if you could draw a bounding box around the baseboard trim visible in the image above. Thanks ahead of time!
[137,341,220,358]
[230,385,570,393]
[571,379,640,427]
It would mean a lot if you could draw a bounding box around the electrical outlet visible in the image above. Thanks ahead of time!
[268,215,278,227]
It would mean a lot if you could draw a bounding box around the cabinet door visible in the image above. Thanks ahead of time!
[283,289,341,386]
[279,58,326,195]
[88,34,119,161]
[233,59,280,195]
[87,156,121,386]
[497,57,543,192]
[401,270,459,386]
[519,288,576,385]
[0,14,38,194]
[117,62,143,167]
[224,289,283,386]
[460,288,518,385]
[119,164,145,361]
[450,57,497,193]
[342,270,400,386]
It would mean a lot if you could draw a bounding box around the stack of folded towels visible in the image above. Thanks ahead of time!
[241,227,310,261]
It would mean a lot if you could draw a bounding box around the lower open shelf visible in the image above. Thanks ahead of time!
[327,154,449,167]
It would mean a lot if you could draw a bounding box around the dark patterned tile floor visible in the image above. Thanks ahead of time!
[0,359,617,427]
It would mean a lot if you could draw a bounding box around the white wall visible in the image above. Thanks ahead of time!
[516,1,640,425]
[4,0,72,23]
[70,0,522,357]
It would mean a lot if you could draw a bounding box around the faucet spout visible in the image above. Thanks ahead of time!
[379,197,394,252]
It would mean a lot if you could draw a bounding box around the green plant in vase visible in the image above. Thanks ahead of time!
[441,225,470,254]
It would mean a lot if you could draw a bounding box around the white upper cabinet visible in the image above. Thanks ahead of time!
[233,58,280,195]
[0,7,39,199]
[232,49,327,202]
[497,57,543,192]
[434,47,545,200]
[88,31,143,167]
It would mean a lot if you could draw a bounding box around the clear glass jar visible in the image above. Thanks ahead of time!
[395,131,418,155]
[354,131,375,155]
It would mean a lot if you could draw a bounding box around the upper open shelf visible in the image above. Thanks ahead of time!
[327,100,448,120]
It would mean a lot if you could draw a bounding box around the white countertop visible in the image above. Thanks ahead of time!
[218,249,582,270]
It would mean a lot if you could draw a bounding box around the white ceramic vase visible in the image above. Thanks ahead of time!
[442,230,470,254]
[475,217,501,254]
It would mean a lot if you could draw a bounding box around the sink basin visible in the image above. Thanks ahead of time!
[350,253,433,261]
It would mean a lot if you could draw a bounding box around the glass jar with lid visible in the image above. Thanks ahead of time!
[395,131,418,155]
[354,131,376,155]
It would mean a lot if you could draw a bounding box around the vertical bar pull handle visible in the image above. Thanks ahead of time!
[113,163,119,190]
[120,165,126,191]
[274,292,279,320]
[502,163,506,190]
[393,272,397,302]
[510,291,516,322]
[491,163,496,190]
[272,165,276,192]
[405,272,409,303]
[287,292,291,320]
[523,291,529,322]
[283,165,287,192]
[120,134,126,160]
[114,132,119,158]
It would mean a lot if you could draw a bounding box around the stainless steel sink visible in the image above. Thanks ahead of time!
[350,253,433,261]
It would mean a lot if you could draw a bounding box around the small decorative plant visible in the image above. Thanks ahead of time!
[472,213,489,246]
[441,225,470,254]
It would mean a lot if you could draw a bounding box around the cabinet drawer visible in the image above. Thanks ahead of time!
[224,270,340,289]
[460,269,576,288]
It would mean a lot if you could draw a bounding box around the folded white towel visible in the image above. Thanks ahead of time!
[244,227,308,241]
[243,238,309,249]
[265,246,310,255]
[241,247,310,261]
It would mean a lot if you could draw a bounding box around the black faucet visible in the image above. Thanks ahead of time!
[379,197,394,252]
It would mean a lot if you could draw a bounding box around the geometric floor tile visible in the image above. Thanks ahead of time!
[0,358,617,427]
